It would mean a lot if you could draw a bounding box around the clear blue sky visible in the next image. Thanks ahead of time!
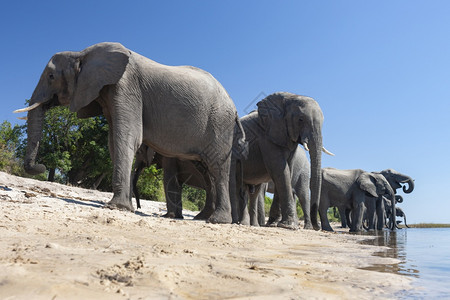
[1,1,449,224]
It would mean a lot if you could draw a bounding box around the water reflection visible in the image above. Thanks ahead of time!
[359,229,420,277]
[358,228,450,298]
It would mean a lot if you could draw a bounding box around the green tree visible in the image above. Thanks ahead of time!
[38,107,81,182]
[0,120,26,175]
[67,116,113,190]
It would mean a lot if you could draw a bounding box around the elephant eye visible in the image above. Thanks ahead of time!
[49,74,54,80]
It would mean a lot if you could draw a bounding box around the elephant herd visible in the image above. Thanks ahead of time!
[14,42,414,232]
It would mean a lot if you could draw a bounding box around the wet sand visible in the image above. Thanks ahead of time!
[0,171,412,299]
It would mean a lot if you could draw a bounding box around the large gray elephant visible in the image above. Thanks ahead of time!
[132,144,213,220]
[365,169,414,230]
[231,92,331,230]
[244,146,312,229]
[319,168,396,232]
[14,42,246,223]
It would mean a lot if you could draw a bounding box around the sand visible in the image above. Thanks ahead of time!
[0,171,412,299]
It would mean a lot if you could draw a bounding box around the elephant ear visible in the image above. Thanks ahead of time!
[257,93,289,147]
[356,172,378,198]
[70,42,130,113]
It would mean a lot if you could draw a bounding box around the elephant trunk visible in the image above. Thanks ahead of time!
[403,213,410,228]
[402,176,414,193]
[309,135,322,231]
[24,103,47,175]
[23,77,53,175]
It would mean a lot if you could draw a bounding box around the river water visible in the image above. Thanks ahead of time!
[361,228,450,298]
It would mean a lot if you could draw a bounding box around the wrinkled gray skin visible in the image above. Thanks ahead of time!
[244,147,312,229]
[132,144,214,220]
[365,169,414,230]
[20,42,245,223]
[231,92,325,230]
[319,168,396,232]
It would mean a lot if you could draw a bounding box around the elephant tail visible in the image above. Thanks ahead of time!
[132,161,145,209]
[233,115,248,160]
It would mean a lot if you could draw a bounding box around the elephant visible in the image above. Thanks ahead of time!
[381,196,410,229]
[132,144,214,220]
[319,168,396,232]
[230,92,333,230]
[245,146,312,229]
[365,169,414,230]
[14,42,246,223]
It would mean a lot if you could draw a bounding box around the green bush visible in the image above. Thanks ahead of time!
[136,164,164,202]
[182,185,206,212]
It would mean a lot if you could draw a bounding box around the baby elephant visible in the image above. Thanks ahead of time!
[319,168,395,232]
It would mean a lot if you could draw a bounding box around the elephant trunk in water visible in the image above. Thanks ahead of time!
[308,133,322,231]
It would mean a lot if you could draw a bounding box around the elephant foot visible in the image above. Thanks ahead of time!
[193,210,211,220]
[320,224,334,232]
[106,199,134,212]
[303,222,314,230]
[266,216,281,227]
[277,219,299,230]
[207,210,232,224]
[163,212,184,219]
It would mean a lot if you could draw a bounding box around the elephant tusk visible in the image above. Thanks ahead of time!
[13,102,42,113]
[322,147,335,156]
[302,142,310,152]
[17,116,28,120]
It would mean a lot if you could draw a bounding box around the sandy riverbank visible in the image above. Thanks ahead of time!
[0,171,412,299]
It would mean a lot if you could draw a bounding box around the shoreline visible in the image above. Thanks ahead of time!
[0,171,412,299]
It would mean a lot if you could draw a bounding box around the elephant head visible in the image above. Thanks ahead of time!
[379,169,414,194]
[256,92,333,229]
[14,43,130,175]
[357,172,395,199]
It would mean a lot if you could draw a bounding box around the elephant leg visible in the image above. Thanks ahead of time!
[229,158,241,224]
[345,208,352,228]
[194,187,215,220]
[107,102,142,212]
[295,182,312,230]
[365,197,377,231]
[266,190,281,227]
[350,198,365,232]
[259,146,298,229]
[248,184,262,226]
[268,164,298,229]
[257,183,267,226]
[207,155,233,224]
[376,197,385,230]
[240,195,250,226]
[318,195,333,232]
[338,206,347,228]
[162,158,183,219]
